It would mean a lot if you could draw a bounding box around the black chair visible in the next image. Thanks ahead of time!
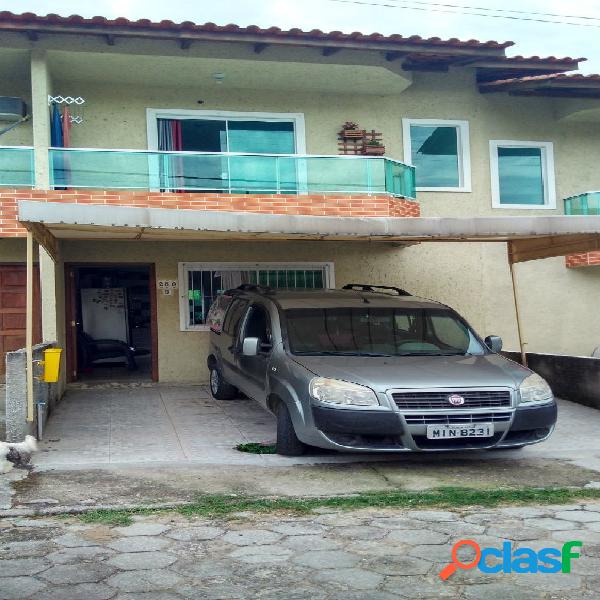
[77,331,138,371]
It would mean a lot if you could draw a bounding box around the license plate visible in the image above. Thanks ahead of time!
[426,423,494,439]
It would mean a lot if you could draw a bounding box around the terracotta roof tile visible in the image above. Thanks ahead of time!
[0,10,513,50]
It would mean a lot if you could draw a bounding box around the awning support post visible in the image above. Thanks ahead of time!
[508,253,528,367]
[26,230,34,422]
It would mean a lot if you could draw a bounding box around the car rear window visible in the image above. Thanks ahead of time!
[223,298,249,337]
[207,294,234,333]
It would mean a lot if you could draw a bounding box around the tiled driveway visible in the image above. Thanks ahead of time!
[37,385,277,468]
[36,385,600,476]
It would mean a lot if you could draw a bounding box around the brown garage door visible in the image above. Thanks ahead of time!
[0,265,41,378]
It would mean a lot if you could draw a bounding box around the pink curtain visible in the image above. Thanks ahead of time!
[158,119,184,190]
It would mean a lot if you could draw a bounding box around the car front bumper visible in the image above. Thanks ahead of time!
[310,401,557,452]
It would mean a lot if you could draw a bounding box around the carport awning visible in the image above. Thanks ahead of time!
[18,200,600,263]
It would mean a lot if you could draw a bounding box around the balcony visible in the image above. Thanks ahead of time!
[0,147,35,188]
[564,192,600,215]
[48,149,416,199]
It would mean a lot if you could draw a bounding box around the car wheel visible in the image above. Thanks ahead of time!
[209,367,238,400]
[276,403,306,456]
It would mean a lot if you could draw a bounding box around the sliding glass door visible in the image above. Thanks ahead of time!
[157,116,297,193]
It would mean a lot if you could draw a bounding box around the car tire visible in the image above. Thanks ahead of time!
[276,403,306,456]
[209,367,238,400]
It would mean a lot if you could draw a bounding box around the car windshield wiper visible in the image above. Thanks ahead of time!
[294,351,393,357]
[397,352,470,356]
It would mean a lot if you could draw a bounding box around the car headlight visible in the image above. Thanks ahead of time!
[309,377,379,407]
[518,373,553,406]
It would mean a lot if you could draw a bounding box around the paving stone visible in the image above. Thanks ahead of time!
[12,518,61,527]
[510,572,582,591]
[107,551,177,570]
[107,536,171,552]
[171,557,231,579]
[268,521,326,536]
[554,510,600,523]
[228,544,293,563]
[0,540,51,558]
[344,538,410,557]
[54,533,99,548]
[47,546,116,564]
[408,510,458,522]
[117,594,183,600]
[495,506,549,519]
[408,543,456,563]
[384,575,463,599]
[552,529,600,543]
[311,567,384,590]
[107,569,184,593]
[329,525,387,540]
[526,517,576,531]
[463,582,544,600]
[371,517,420,530]
[425,521,485,536]
[314,513,367,526]
[293,549,361,569]
[40,583,117,600]
[486,524,546,541]
[114,523,170,537]
[0,557,49,576]
[40,562,117,584]
[281,534,341,551]
[0,576,47,600]
[329,593,400,600]
[164,526,223,541]
[365,555,431,576]
[387,529,449,545]
[221,529,282,546]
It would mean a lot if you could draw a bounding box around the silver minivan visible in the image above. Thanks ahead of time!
[207,284,557,456]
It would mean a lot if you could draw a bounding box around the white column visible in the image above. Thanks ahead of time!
[30,49,51,190]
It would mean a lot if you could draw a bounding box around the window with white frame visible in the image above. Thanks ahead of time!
[178,262,334,331]
[489,141,556,209]
[402,119,471,192]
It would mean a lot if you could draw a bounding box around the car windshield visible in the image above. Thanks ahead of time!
[285,307,486,356]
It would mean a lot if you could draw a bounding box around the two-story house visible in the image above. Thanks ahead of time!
[0,12,599,391]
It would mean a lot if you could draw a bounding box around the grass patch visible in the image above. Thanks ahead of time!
[77,509,135,527]
[72,486,600,526]
[236,442,277,454]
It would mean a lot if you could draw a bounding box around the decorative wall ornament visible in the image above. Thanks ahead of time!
[338,122,385,156]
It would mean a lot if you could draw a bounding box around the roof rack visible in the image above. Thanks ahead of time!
[342,283,411,297]
[232,283,276,294]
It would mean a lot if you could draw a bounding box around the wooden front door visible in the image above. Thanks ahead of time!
[0,264,42,378]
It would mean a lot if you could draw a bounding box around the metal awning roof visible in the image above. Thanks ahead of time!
[18,200,600,264]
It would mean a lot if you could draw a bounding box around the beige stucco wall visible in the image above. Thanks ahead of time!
[1,46,599,369]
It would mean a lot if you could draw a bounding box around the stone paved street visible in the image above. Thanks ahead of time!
[1,502,600,599]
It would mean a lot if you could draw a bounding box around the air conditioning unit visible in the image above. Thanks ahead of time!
[0,97,27,122]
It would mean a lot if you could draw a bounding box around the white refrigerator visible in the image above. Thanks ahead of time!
[81,287,129,343]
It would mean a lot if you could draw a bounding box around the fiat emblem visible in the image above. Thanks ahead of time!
[448,394,465,406]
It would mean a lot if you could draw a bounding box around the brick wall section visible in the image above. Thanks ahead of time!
[0,189,420,237]
[565,251,600,268]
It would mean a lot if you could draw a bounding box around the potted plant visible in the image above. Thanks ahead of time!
[363,138,385,155]
[341,121,364,139]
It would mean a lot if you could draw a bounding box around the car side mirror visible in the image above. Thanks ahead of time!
[242,337,260,357]
[485,335,503,353]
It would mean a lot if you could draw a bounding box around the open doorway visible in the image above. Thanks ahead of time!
[65,264,157,383]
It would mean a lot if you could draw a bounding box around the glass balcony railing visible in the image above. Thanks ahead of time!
[564,192,600,215]
[49,148,416,199]
[0,146,35,187]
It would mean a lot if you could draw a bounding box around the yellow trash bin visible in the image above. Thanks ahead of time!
[41,348,62,383]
